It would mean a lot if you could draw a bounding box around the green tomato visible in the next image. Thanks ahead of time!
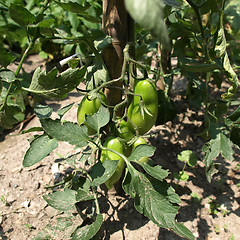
[127,79,158,135]
[116,118,134,141]
[132,137,149,163]
[100,136,125,189]
[77,91,107,134]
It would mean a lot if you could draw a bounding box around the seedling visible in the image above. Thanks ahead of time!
[174,150,198,181]
[0,194,9,206]
[229,234,235,240]
[208,198,220,216]
[190,192,201,203]
[214,224,220,234]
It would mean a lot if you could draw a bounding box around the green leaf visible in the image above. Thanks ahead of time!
[0,70,16,83]
[76,189,95,202]
[33,216,76,239]
[230,127,240,148]
[43,189,77,211]
[183,63,219,72]
[34,104,53,119]
[9,3,35,27]
[165,0,183,7]
[94,35,112,51]
[21,127,43,134]
[0,105,24,129]
[86,59,110,91]
[0,45,16,68]
[58,103,74,119]
[225,0,240,33]
[123,166,194,239]
[23,135,58,167]
[203,133,234,181]
[90,160,119,187]
[177,150,198,166]
[136,163,169,181]
[29,18,55,28]
[85,106,110,132]
[215,28,227,58]
[225,105,240,126]
[124,0,169,46]
[40,118,89,147]
[128,144,156,161]
[71,214,103,240]
[174,171,189,181]
[55,1,90,13]
[25,67,86,99]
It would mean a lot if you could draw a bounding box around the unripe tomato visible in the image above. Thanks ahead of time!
[127,79,158,135]
[132,137,149,163]
[116,118,134,141]
[77,91,107,134]
[100,136,125,189]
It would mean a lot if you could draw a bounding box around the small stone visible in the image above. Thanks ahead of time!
[23,200,31,208]
[14,184,18,188]
[33,182,40,191]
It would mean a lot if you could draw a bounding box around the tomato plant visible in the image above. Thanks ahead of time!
[1,0,240,239]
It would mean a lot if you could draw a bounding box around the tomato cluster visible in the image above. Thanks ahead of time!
[77,79,158,189]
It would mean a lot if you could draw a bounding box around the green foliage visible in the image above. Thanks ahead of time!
[24,67,86,99]
[203,133,234,182]
[23,134,58,167]
[124,0,169,47]
[2,0,239,239]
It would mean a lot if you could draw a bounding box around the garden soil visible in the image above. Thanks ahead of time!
[0,55,240,240]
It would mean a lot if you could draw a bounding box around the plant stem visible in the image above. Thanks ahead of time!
[185,0,211,62]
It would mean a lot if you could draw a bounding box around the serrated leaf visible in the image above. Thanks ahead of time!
[0,70,16,83]
[206,163,220,183]
[26,67,86,99]
[124,0,169,46]
[23,135,58,167]
[58,103,74,119]
[43,189,76,211]
[203,133,234,181]
[71,214,103,240]
[122,166,194,239]
[34,104,53,119]
[55,1,90,13]
[40,118,89,147]
[136,163,169,181]
[128,144,156,161]
[90,160,119,187]
[76,189,95,202]
[9,3,35,27]
[85,106,110,132]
